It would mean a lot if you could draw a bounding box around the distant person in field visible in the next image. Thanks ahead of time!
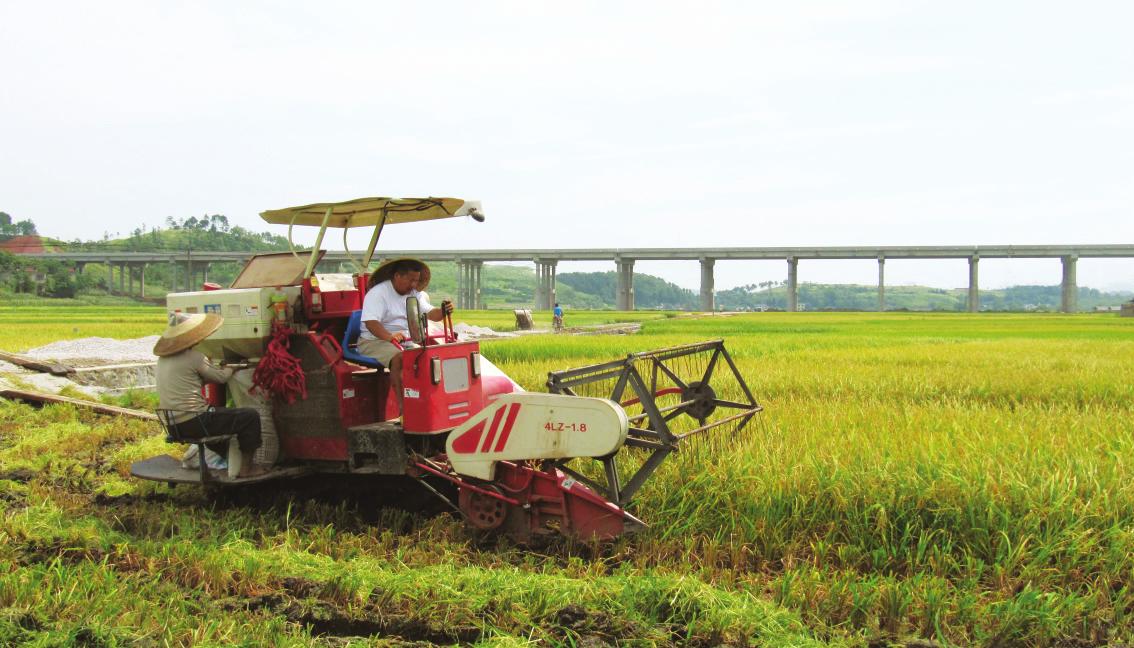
[358,258,454,413]
[153,313,266,478]
[553,302,564,330]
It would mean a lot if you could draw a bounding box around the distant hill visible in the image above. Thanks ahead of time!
[67,216,293,295]
[716,282,1133,312]
[66,215,293,254]
[0,215,295,298]
[408,262,607,310]
[0,235,59,254]
[5,215,1131,310]
[514,270,1132,312]
[556,272,697,310]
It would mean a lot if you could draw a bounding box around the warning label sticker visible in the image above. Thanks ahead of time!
[404,388,420,399]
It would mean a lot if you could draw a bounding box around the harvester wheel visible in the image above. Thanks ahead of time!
[681,381,717,421]
[458,485,508,530]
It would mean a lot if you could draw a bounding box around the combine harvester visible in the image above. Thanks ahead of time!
[131,197,762,542]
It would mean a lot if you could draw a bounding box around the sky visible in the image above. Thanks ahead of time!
[2,1,1131,292]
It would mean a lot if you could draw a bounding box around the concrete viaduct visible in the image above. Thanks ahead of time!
[29,244,1134,313]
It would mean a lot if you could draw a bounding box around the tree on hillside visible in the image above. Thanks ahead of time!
[0,213,38,238]
[170,214,231,234]
[65,215,292,254]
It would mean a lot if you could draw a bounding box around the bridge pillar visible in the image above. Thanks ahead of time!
[699,258,715,312]
[473,261,483,309]
[456,259,483,309]
[786,257,798,312]
[465,260,484,309]
[168,260,177,296]
[533,262,543,309]
[968,256,980,312]
[140,264,146,299]
[534,260,557,310]
[455,261,465,309]
[877,257,886,312]
[616,259,635,311]
[546,261,557,311]
[1061,255,1078,313]
[456,260,467,309]
[468,261,476,309]
[128,264,134,296]
[202,262,209,285]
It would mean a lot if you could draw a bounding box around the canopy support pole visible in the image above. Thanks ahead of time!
[362,208,389,269]
[303,207,333,278]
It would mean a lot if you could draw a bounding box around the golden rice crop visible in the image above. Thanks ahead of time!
[1,307,1132,645]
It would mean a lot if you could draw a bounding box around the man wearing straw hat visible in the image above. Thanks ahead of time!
[358,258,454,414]
[153,313,266,478]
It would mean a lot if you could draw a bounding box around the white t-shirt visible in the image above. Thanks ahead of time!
[359,279,435,341]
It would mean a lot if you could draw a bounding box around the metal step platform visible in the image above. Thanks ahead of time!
[129,455,314,486]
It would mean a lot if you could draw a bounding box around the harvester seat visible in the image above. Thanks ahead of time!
[342,310,384,369]
[155,409,236,483]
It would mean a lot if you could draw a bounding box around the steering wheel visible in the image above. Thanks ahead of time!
[405,296,428,346]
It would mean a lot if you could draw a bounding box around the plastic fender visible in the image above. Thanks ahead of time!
[446,393,628,480]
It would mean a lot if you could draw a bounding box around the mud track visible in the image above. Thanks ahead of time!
[224,577,484,644]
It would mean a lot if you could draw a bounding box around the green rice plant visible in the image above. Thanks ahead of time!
[0,305,166,351]
[0,302,671,351]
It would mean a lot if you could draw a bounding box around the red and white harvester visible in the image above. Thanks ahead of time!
[131,197,762,542]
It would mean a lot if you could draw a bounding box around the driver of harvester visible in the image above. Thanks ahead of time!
[358,258,454,414]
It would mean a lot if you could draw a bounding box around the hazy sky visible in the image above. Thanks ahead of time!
[2,1,1131,291]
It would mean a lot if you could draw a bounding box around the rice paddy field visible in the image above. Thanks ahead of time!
[1,304,1133,646]
[0,300,671,352]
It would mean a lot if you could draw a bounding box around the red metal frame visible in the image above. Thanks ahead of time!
[402,340,485,434]
[202,383,226,407]
[301,275,364,322]
[413,458,642,542]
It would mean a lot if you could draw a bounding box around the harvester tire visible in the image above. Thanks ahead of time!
[458,485,508,530]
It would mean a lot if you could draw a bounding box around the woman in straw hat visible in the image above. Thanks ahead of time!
[154,312,267,478]
[358,258,454,414]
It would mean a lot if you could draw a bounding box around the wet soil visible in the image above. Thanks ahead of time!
[547,604,626,647]
[91,491,174,508]
[13,538,108,568]
[207,473,458,527]
[0,468,35,483]
[85,473,455,545]
[221,575,482,644]
[0,610,46,648]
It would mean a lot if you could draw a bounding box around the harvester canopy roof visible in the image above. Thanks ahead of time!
[260,197,483,228]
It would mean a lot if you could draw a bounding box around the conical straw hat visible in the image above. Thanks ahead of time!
[368,258,431,291]
[153,312,224,357]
